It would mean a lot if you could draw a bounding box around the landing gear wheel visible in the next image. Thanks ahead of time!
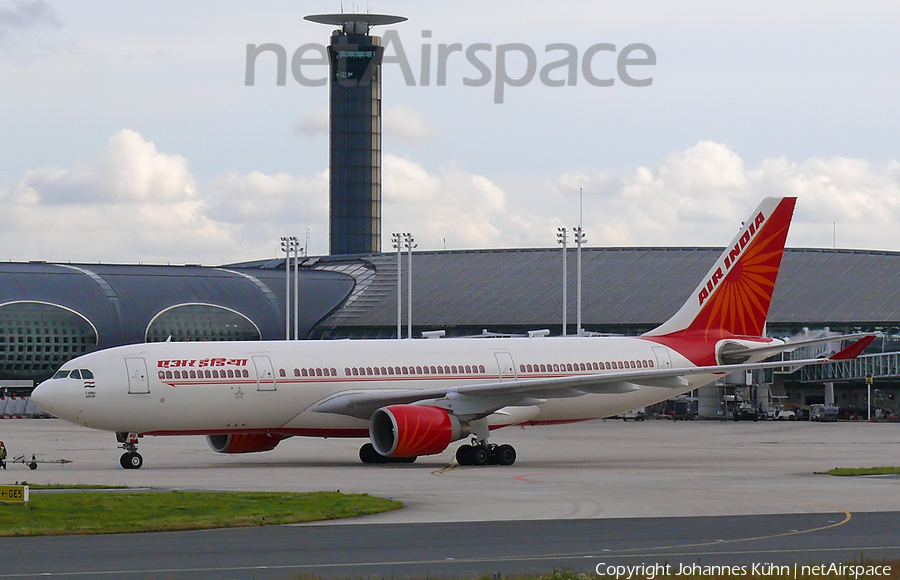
[456,444,474,466]
[359,443,388,464]
[120,452,143,470]
[472,446,490,466]
[496,444,516,466]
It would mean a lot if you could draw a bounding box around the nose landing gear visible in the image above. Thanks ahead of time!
[116,432,143,469]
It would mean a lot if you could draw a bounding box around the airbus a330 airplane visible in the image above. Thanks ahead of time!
[32,197,873,469]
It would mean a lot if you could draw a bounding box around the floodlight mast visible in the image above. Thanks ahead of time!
[304,13,407,256]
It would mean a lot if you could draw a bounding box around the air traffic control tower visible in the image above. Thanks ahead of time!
[305,13,407,255]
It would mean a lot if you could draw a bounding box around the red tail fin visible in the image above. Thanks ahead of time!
[645,197,796,341]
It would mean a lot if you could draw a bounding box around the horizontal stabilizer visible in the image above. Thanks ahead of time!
[828,335,875,360]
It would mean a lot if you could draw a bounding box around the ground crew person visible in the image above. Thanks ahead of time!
[0,440,7,469]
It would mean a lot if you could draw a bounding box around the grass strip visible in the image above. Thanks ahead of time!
[828,466,900,476]
[0,490,400,536]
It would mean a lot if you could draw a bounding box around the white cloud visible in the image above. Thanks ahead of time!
[19,129,194,204]
[383,105,438,144]
[0,129,327,263]
[294,106,328,137]
[0,0,59,40]
[558,141,900,250]
[2,133,899,264]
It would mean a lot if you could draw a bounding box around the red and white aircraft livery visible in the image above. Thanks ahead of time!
[32,197,872,469]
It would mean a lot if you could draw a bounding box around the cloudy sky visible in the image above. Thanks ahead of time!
[1,1,898,264]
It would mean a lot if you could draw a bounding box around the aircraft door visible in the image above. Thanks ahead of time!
[125,357,150,394]
[652,346,672,370]
[252,356,276,391]
[494,351,517,381]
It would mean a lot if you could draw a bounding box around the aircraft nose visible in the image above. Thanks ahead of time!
[31,379,62,416]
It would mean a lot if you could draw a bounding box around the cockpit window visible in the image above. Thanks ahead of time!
[69,369,82,379]
[81,369,94,379]
[52,370,70,379]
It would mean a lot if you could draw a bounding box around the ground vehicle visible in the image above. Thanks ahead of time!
[775,409,796,420]
[622,408,646,421]
[733,403,759,421]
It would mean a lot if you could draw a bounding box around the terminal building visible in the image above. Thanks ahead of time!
[2,247,900,417]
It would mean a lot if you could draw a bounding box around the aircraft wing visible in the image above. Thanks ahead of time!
[315,335,874,420]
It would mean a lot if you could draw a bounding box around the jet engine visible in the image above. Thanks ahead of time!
[370,405,468,458]
[206,433,284,454]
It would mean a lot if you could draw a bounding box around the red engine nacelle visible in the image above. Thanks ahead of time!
[206,433,284,454]
[370,405,468,458]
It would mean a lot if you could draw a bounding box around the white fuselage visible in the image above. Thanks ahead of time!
[33,335,719,438]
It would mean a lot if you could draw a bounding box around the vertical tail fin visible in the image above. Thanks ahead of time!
[644,197,796,340]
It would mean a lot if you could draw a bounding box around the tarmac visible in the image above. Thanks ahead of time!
[2,417,900,523]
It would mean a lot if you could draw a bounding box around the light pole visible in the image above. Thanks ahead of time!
[391,233,402,339]
[279,236,294,340]
[404,233,416,339]
[556,227,567,336]
[867,374,873,421]
[574,225,586,335]
[292,236,301,340]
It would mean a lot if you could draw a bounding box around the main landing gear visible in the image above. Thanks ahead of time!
[358,442,417,464]
[116,432,143,469]
[455,440,517,466]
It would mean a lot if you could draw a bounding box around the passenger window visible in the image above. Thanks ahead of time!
[295,369,301,377]
[229,370,236,378]
[278,369,285,377]
[53,370,70,379]
[205,370,212,378]
[316,368,323,376]
[158,371,165,379]
[242,369,249,377]
[478,365,485,373]
[330,368,337,376]
[416,366,422,374]
[437,366,444,374]
[189,370,196,378]
[166,371,173,379]
[212,370,219,378]
[69,369,82,379]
